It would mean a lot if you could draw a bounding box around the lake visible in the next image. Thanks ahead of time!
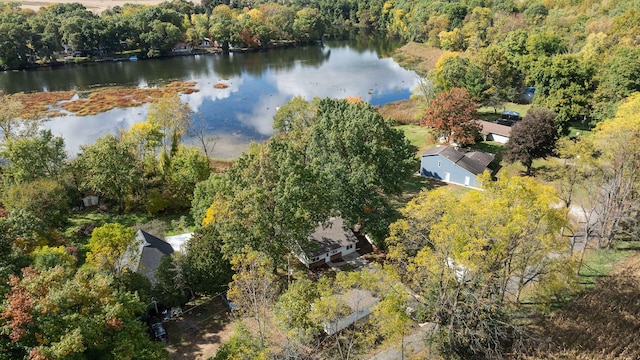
[0,38,420,159]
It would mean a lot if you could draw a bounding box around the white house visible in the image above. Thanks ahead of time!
[477,120,512,144]
[296,217,359,268]
[323,288,380,335]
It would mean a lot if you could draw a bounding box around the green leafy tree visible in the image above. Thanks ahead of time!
[0,4,35,70]
[214,323,268,360]
[162,145,211,211]
[77,133,140,211]
[3,178,70,238]
[504,108,559,175]
[421,87,481,145]
[31,245,76,271]
[529,55,595,132]
[181,225,233,295]
[0,129,66,185]
[210,5,238,51]
[293,8,324,43]
[306,98,417,242]
[59,13,104,52]
[213,138,328,266]
[85,223,137,273]
[592,46,640,121]
[274,277,321,340]
[153,255,188,308]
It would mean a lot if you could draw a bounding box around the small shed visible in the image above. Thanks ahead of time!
[420,146,494,188]
[82,195,99,207]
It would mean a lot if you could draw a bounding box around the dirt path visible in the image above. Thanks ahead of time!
[165,296,236,360]
[19,0,165,13]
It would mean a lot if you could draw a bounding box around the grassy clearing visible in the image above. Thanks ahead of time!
[396,124,435,155]
[579,242,640,282]
[478,102,532,122]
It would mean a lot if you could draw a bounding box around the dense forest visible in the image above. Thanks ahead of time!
[1,0,640,359]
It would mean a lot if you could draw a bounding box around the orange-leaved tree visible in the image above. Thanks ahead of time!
[421,88,481,146]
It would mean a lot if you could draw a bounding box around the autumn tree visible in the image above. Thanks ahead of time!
[0,92,40,141]
[227,249,279,346]
[587,93,640,248]
[386,176,576,358]
[421,87,481,146]
[85,223,138,273]
[306,265,410,360]
[0,266,167,359]
[504,108,559,175]
[147,93,191,156]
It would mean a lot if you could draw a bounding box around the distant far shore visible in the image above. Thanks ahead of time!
[19,0,166,13]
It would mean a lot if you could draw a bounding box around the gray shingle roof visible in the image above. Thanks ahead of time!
[308,217,358,257]
[422,146,493,176]
[136,230,174,283]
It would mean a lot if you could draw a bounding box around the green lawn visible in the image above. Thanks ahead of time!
[478,102,532,121]
[395,124,435,154]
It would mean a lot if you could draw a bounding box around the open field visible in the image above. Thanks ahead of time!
[18,0,165,13]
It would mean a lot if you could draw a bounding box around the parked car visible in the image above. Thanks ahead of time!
[149,318,168,343]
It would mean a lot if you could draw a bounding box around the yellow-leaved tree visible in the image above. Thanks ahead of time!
[387,174,578,358]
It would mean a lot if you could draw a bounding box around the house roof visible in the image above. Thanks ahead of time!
[136,230,174,283]
[464,151,495,168]
[477,120,512,137]
[308,217,358,257]
[422,146,492,176]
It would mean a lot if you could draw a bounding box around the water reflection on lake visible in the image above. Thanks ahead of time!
[1,39,419,159]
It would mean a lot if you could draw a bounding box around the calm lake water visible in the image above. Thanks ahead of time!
[0,38,419,159]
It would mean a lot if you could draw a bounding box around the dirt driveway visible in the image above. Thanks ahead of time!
[165,296,236,360]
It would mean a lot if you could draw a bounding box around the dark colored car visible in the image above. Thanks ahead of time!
[149,318,168,343]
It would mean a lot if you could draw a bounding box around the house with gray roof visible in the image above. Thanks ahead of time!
[477,120,512,144]
[296,217,359,268]
[133,230,175,284]
[420,146,494,188]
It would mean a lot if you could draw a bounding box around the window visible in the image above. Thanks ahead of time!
[438,161,442,167]
[346,244,353,250]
